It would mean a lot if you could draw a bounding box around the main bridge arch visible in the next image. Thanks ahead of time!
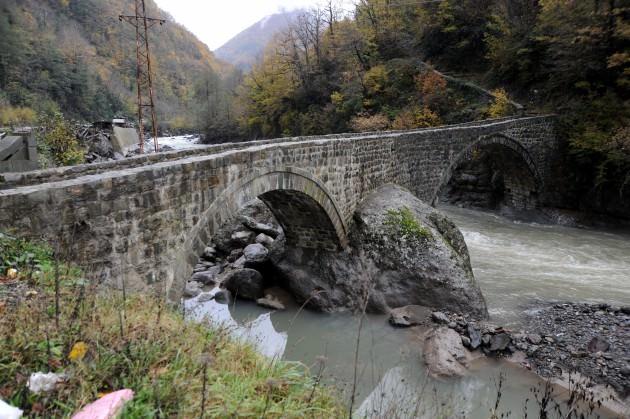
[186,167,348,266]
[431,134,543,209]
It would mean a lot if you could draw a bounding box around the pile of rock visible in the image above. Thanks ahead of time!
[75,127,121,163]
[394,307,526,379]
[183,200,293,310]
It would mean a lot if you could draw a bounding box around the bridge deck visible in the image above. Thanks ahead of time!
[0,116,548,192]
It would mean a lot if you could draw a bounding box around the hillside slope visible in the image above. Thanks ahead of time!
[215,9,302,70]
[0,0,229,125]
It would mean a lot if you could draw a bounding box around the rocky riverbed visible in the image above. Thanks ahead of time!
[525,302,630,397]
[400,303,629,409]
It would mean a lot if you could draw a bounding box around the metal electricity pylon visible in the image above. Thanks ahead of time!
[119,0,165,153]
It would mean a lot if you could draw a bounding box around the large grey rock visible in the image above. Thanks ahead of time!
[431,311,450,324]
[423,327,470,378]
[224,269,264,300]
[489,333,511,352]
[243,243,269,264]
[587,336,610,353]
[389,305,431,327]
[256,297,285,310]
[190,265,223,285]
[240,216,280,238]
[184,281,202,298]
[231,231,255,247]
[467,324,482,349]
[271,185,488,317]
[255,233,275,247]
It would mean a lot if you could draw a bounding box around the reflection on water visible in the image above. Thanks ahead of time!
[184,288,287,359]
[184,207,630,417]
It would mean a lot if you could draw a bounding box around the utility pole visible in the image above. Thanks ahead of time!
[119,0,165,153]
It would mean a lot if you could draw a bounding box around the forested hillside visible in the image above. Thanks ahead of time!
[0,0,230,127]
[235,0,629,216]
[215,10,303,71]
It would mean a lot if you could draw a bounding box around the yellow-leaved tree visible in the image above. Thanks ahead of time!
[487,88,513,118]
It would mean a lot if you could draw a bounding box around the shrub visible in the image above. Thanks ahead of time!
[392,106,443,130]
[350,113,390,132]
[37,112,85,167]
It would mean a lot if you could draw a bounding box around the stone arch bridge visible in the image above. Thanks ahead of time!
[0,116,558,297]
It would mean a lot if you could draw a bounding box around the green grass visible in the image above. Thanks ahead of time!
[0,232,52,275]
[384,207,432,241]
[0,237,343,418]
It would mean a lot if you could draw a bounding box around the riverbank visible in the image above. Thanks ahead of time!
[412,305,630,404]
[526,302,630,398]
[0,235,343,417]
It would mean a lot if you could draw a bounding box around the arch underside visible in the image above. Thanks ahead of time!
[434,135,543,210]
[192,168,348,262]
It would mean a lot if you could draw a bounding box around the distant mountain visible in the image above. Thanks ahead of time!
[0,0,230,125]
[215,9,303,70]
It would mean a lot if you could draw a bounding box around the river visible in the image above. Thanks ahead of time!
[185,205,630,418]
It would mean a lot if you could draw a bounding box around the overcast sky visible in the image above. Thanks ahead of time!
[153,0,328,51]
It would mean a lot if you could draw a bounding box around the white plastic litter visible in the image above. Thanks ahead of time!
[0,399,23,419]
[27,372,65,394]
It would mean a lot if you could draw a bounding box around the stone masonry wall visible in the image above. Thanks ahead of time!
[0,116,557,298]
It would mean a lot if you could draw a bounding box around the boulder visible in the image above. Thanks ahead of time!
[224,269,264,300]
[389,305,431,327]
[183,281,202,298]
[240,216,280,238]
[190,266,222,285]
[232,256,246,269]
[587,336,610,353]
[467,324,482,349]
[431,311,450,324]
[270,185,487,317]
[231,231,255,248]
[255,233,275,247]
[243,243,269,264]
[423,327,470,378]
[256,297,285,310]
[489,333,511,352]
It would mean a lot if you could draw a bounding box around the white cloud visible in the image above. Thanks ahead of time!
[153,0,325,50]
